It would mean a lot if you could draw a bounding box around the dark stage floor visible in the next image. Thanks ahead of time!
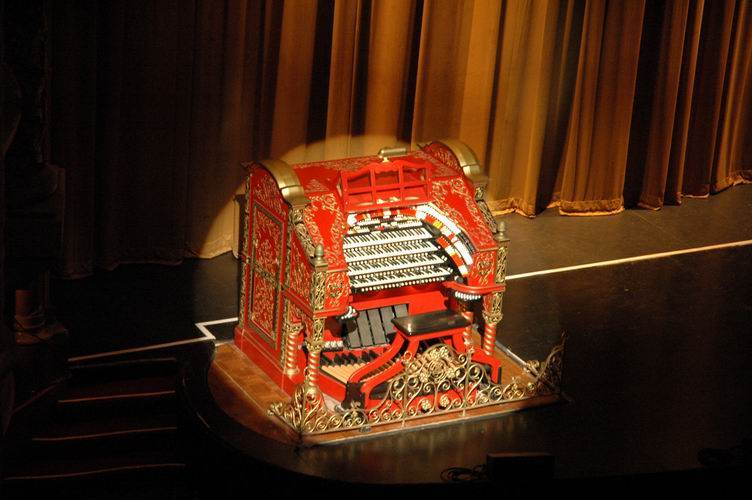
[48,184,752,482]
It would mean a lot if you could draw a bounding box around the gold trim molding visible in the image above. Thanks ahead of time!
[249,159,310,208]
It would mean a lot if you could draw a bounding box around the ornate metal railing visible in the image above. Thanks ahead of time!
[269,334,566,437]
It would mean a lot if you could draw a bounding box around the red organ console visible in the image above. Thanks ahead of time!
[235,140,509,418]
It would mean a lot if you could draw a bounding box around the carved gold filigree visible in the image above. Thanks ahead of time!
[310,317,325,344]
[270,337,567,436]
[295,223,316,257]
[302,316,325,352]
[482,292,503,325]
[495,245,508,284]
[483,311,503,325]
[325,272,346,301]
[524,332,567,394]
[290,206,305,226]
[311,270,326,311]
[269,383,369,436]
[477,200,498,234]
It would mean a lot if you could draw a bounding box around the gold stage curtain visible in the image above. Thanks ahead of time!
[50,0,752,276]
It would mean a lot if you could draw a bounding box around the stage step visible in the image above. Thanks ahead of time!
[1,356,190,497]
[54,371,177,423]
[2,439,187,481]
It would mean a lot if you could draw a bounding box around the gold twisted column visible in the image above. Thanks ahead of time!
[456,300,475,350]
[304,345,321,386]
[482,292,503,356]
[303,317,325,387]
[283,320,303,376]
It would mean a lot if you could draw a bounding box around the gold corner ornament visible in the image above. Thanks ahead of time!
[524,332,567,394]
[268,380,369,436]
[269,335,567,436]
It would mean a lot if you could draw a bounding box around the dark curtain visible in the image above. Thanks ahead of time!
[48,0,752,277]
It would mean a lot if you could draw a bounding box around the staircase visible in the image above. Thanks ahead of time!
[1,356,198,499]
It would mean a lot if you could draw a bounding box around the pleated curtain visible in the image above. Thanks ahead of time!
[49,0,752,277]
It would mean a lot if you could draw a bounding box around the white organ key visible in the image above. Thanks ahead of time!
[350,266,453,289]
[343,227,433,249]
[346,253,447,276]
[344,240,437,263]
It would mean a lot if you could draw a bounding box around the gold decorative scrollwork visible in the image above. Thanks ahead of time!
[482,309,502,326]
[303,316,325,354]
[326,272,346,301]
[290,206,305,227]
[524,332,566,395]
[270,336,567,436]
[474,185,486,201]
[311,270,326,311]
[477,200,498,234]
[495,245,508,284]
[269,384,369,436]
[311,317,325,344]
[483,292,503,324]
[295,223,316,257]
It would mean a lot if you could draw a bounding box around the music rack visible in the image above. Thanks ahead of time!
[340,159,432,212]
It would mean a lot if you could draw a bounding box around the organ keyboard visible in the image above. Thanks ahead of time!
[235,140,509,412]
[344,239,438,262]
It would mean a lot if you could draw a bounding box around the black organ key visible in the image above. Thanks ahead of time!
[380,306,395,335]
[356,313,372,347]
[394,303,408,318]
[361,311,377,347]
[368,308,386,345]
[348,317,363,349]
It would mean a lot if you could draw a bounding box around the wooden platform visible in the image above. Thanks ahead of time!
[208,341,563,446]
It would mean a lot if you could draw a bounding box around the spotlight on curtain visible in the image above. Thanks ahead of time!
[49,0,751,276]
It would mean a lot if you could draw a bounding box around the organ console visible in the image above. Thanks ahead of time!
[234,139,560,438]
